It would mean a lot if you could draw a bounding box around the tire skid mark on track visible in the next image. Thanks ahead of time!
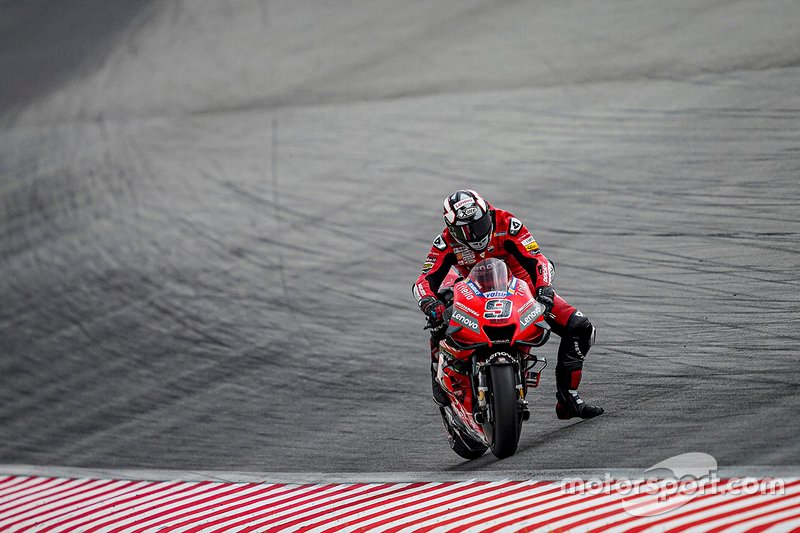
[1,0,800,474]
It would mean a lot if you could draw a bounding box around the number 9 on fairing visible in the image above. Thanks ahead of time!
[483,299,512,319]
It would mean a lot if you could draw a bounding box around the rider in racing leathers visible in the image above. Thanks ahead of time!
[413,189,603,420]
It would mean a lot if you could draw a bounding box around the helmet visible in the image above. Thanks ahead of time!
[442,189,493,251]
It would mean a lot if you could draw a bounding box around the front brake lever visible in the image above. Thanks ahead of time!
[424,317,446,331]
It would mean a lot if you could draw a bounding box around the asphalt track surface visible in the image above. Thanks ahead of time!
[1,0,799,476]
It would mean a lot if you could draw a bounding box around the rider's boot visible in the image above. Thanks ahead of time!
[430,337,450,407]
[553,310,603,419]
[555,367,603,419]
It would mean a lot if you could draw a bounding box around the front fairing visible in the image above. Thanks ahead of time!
[446,276,548,355]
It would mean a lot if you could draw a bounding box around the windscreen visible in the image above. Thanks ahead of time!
[467,258,510,293]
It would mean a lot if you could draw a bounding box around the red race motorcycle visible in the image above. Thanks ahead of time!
[434,258,550,459]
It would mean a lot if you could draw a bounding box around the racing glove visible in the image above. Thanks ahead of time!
[536,286,555,316]
[419,296,446,325]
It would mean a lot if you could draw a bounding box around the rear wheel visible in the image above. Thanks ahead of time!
[439,407,487,460]
[488,364,522,459]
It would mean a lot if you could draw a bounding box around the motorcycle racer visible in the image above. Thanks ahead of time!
[413,189,604,420]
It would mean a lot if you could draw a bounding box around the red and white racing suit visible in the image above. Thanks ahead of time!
[413,207,596,413]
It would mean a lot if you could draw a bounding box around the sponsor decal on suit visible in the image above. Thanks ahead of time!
[455,247,476,265]
[521,234,539,252]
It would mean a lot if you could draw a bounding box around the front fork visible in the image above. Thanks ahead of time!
[473,353,533,424]
[475,370,489,423]
[439,350,547,424]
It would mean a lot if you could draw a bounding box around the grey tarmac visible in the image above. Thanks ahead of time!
[1,0,798,474]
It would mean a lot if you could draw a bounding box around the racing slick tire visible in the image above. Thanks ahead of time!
[487,364,522,459]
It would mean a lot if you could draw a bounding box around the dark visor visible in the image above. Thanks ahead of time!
[450,213,492,243]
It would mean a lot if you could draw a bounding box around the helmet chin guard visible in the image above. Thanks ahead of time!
[466,233,491,251]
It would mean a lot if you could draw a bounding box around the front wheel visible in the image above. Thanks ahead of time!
[488,364,522,459]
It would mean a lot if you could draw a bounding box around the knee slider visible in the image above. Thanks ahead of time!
[567,312,595,360]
